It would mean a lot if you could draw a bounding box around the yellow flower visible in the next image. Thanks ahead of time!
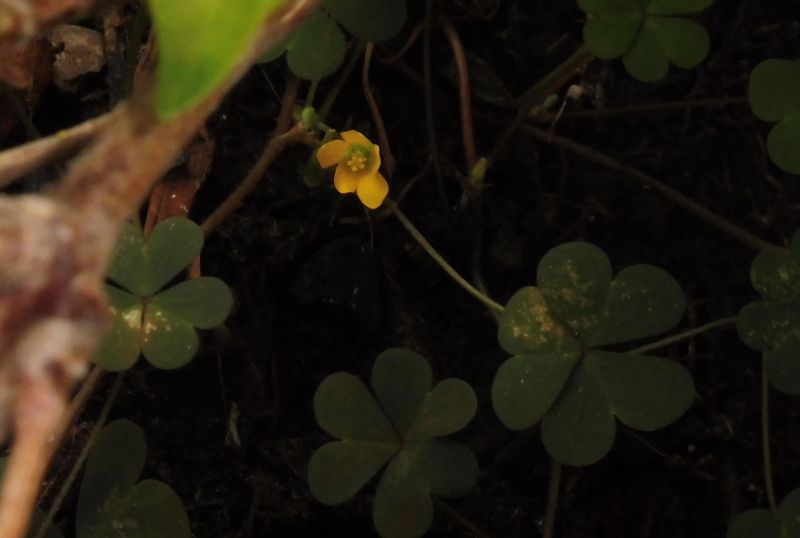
[316,130,389,209]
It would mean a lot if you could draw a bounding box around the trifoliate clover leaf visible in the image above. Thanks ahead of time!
[94,217,233,371]
[76,419,190,538]
[258,0,407,80]
[308,348,478,538]
[749,59,800,174]
[727,488,800,538]
[147,0,285,119]
[492,242,694,466]
[579,0,713,82]
[737,231,800,394]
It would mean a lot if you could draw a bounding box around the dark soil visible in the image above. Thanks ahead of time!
[6,0,800,537]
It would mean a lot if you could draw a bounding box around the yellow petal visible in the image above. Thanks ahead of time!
[340,130,372,147]
[356,171,389,209]
[366,143,382,174]
[317,140,348,168]
[334,165,358,193]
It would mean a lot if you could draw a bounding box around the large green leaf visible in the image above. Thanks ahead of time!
[580,0,713,82]
[325,0,407,42]
[492,352,580,431]
[588,264,685,347]
[749,59,800,174]
[540,363,616,466]
[287,10,346,80]
[148,0,287,119]
[76,420,190,538]
[492,242,691,465]
[537,241,611,333]
[309,350,478,538]
[738,234,800,394]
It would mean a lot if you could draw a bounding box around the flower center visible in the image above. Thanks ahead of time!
[344,145,371,173]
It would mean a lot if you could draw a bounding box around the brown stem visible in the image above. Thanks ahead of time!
[521,124,781,253]
[440,18,477,172]
[318,41,366,121]
[544,460,562,538]
[362,42,395,179]
[531,96,749,121]
[378,22,423,65]
[201,125,309,236]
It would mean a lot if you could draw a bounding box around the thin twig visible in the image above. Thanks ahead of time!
[762,360,778,514]
[51,366,106,455]
[201,125,309,236]
[362,42,395,178]
[33,373,124,538]
[521,125,782,253]
[0,111,115,188]
[543,459,562,538]
[388,199,504,312]
[378,23,423,64]
[628,317,737,355]
[530,96,749,121]
[440,17,477,172]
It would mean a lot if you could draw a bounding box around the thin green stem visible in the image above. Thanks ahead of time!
[319,40,366,121]
[628,317,737,355]
[388,199,504,313]
[33,374,125,538]
[522,125,783,253]
[543,459,561,538]
[762,360,778,514]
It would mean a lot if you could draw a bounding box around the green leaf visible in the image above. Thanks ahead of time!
[537,242,612,333]
[150,277,233,329]
[498,287,582,356]
[308,441,399,505]
[492,353,580,430]
[579,0,712,82]
[326,0,407,43]
[372,349,432,437]
[588,264,685,347]
[146,218,204,294]
[287,11,347,80]
[314,372,399,442]
[107,218,204,297]
[727,509,781,538]
[373,439,478,538]
[494,242,691,465]
[589,351,694,430]
[310,350,478,536]
[749,59,800,174]
[77,419,190,538]
[540,363,616,466]
[728,488,800,538]
[141,305,199,369]
[749,59,800,122]
[405,379,477,441]
[93,286,143,371]
[766,117,800,175]
[739,236,800,393]
[148,0,286,119]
